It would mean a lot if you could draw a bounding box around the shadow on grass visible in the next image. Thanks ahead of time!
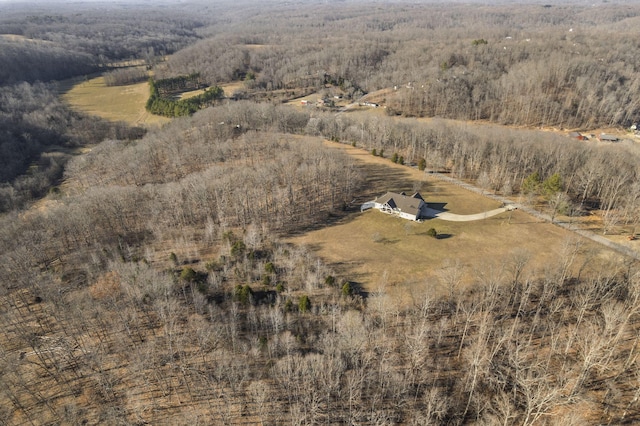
[285,206,362,236]
[347,281,369,300]
[426,202,449,212]
[374,237,400,244]
[357,161,418,200]
[415,231,452,240]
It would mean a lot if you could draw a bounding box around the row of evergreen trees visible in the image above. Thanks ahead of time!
[154,73,204,95]
[145,77,224,117]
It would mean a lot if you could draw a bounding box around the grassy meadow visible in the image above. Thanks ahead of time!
[288,141,626,304]
[61,75,170,127]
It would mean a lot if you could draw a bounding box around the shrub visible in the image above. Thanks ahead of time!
[522,172,542,195]
[298,295,310,313]
[234,284,253,305]
[196,280,208,294]
[542,173,562,198]
[258,336,268,350]
[372,148,377,156]
[180,267,197,282]
[325,275,336,287]
[418,158,426,171]
[262,274,271,286]
[205,260,222,271]
[231,241,246,258]
[222,230,236,243]
[391,152,399,163]
[427,228,438,238]
[342,282,353,296]
[169,252,178,266]
[284,298,294,312]
[264,262,275,274]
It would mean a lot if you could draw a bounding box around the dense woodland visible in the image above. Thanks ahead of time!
[0,1,205,84]
[2,0,640,424]
[0,82,145,212]
[158,1,640,128]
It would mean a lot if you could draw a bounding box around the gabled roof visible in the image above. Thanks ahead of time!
[375,191,425,217]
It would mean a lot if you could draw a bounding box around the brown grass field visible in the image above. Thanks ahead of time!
[219,81,246,97]
[60,75,170,127]
[288,141,628,304]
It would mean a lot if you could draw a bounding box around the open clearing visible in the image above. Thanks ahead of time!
[61,75,170,127]
[288,141,627,303]
[219,81,246,96]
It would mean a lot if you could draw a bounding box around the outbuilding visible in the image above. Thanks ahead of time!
[598,133,619,142]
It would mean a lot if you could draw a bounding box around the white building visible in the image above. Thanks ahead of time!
[362,191,427,221]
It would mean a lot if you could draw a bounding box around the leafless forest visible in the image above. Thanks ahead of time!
[2,1,640,424]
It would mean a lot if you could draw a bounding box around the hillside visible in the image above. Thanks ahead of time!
[1,1,640,424]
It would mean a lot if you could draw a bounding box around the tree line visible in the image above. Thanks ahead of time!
[103,67,148,87]
[157,1,640,128]
[145,77,224,117]
[0,82,145,212]
[154,73,205,95]
[307,111,640,233]
[0,2,207,84]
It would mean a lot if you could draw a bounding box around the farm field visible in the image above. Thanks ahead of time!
[289,141,627,303]
[61,75,170,127]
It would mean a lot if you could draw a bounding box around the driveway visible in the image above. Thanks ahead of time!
[422,206,512,221]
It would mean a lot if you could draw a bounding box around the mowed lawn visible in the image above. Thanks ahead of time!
[61,76,170,127]
[288,141,626,303]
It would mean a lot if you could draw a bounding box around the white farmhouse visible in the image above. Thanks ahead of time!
[363,191,427,221]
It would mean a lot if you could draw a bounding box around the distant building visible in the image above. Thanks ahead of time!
[316,98,335,107]
[598,133,619,142]
[568,131,587,140]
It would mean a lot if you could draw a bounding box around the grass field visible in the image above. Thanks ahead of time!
[288,141,627,304]
[61,76,170,127]
[219,81,246,97]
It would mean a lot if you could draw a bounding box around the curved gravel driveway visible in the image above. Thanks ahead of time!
[422,206,510,221]
[427,171,639,260]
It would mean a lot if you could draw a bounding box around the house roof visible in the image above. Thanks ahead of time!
[376,191,425,217]
[599,133,619,141]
